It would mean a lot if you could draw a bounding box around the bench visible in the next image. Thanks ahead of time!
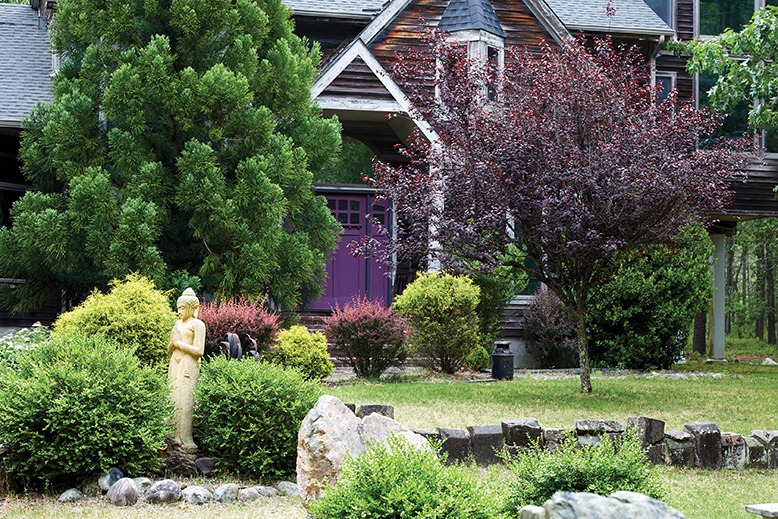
[746,504,778,518]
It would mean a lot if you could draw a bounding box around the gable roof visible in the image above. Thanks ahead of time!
[285,0,388,19]
[543,0,674,37]
[438,0,506,38]
[0,3,53,127]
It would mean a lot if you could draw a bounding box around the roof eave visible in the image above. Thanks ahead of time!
[0,119,22,129]
[290,8,377,21]
[565,24,675,37]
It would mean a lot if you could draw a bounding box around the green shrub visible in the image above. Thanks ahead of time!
[0,334,172,489]
[524,288,578,369]
[194,357,322,481]
[308,435,501,519]
[471,266,525,349]
[275,325,333,381]
[464,344,491,371]
[0,323,50,370]
[53,274,177,366]
[324,297,407,379]
[588,224,712,369]
[392,272,482,373]
[504,431,663,513]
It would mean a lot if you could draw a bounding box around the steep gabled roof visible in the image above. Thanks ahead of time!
[543,0,674,37]
[284,0,388,19]
[438,0,506,38]
[0,3,53,127]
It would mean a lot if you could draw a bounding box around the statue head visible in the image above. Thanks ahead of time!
[177,288,200,319]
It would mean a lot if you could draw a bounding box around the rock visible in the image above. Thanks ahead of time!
[685,422,722,469]
[468,425,504,465]
[762,357,778,365]
[98,467,123,492]
[746,436,768,468]
[577,434,602,448]
[665,430,694,467]
[721,432,746,469]
[57,488,84,503]
[132,477,152,494]
[238,487,261,501]
[356,404,395,420]
[106,478,139,506]
[576,419,625,435]
[645,443,666,465]
[161,439,198,477]
[296,395,365,502]
[143,479,181,503]
[255,485,278,497]
[359,413,430,452]
[277,481,299,496]
[438,427,472,464]
[412,429,440,442]
[195,457,217,476]
[751,430,778,468]
[181,485,213,505]
[628,417,665,446]
[502,418,542,451]
[214,483,240,503]
[519,491,686,518]
[543,428,571,453]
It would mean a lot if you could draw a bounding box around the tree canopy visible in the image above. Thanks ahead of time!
[373,34,747,392]
[0,0,341,312]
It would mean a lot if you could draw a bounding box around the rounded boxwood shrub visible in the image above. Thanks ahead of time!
[275,325,333,381]
[505,431,663,513]
[392,271,482,374]
[0,334,173,489]
[53,273,177,366]
[194,357,322,481]
[324,297,407,379]
[0,323,50,370]
[309,435,501,519]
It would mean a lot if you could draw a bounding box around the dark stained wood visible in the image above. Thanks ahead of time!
[321,58,397,101]
[676,0,695,40]
[294,16,369,65]
[656,54,694,102]
[723,156,778,218]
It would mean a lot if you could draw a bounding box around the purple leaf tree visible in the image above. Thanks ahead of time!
[371,33,748,392]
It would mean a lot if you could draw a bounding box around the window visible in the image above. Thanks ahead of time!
[698,0,776,36]
[655,72,676,103]
[646,0,674,25]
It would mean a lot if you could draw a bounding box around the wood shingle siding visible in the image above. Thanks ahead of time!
[321,57,396,101]
[725,156,778,218]
[676,0,695,39]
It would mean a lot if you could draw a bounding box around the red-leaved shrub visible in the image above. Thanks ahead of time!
[524,288,578,369]
[324,297,407,379]
[198,297,281,359]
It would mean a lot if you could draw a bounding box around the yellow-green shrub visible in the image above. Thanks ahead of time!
[53,274,177,366]
[275,325,333,381]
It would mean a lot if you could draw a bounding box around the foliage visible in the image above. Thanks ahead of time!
[314,137,374,184]
[194,357,321,481]
[670,6,778,134]
[308,435,502,519]
[524,288,578,369]
[392,272,481,374]
[504,431,663,512]
[464,344,491,371]
[374,33,746,392]
[52,274,177,366]
[0,0,341,315]
[0,323,50,370]
[0,333,172,489]
[275,325,333,381]
[470,265,525,350]
[198,296,281,359]
[324,297,407,379]
[588,224,712,369]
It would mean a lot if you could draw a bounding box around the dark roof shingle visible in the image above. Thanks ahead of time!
[438,0,506,38]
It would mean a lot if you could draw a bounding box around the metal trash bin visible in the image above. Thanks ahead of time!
[491,341,514,381]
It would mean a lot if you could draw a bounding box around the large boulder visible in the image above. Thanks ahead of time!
[297,395,366,502]
[518,491,685,518]
[297,395,430,502]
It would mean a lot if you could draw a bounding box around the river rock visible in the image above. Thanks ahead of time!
[519,491,686,518]
[106,477,139,506]
[277,481,299,496]
[214,483,239,503]
[238,487,261,501]
[255,485,278,497]
[98,467,123,491]
[132,477,152,494]
[182,485,212,505]
[57,488,83,503]
[143,479,181,503]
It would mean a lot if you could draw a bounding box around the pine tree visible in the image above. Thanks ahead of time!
[0,0,341,312]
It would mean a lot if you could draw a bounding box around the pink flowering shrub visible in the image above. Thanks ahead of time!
[324,297,408,379]
[198,297,281,359]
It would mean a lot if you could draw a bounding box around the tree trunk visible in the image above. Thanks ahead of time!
[756,244,766,341]
[764,245,778,344]
[575,309,592,394]
[693,312,707,356]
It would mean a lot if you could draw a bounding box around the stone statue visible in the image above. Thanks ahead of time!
[167,288,205,453]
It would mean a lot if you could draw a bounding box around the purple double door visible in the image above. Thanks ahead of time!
[307,190,390,311]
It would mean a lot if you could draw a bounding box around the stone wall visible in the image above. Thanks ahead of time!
[352,404,776,470]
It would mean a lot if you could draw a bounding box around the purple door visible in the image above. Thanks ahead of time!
[307,193,389,311]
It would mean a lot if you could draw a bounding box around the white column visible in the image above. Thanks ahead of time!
[710,233,727,361]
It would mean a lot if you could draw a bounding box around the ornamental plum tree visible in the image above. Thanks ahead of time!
[0,0,341,312]
[372,34,747,392]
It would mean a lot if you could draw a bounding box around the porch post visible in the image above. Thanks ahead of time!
[710,233,727,361]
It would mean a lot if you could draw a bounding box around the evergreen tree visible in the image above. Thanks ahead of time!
[0,0,341,311]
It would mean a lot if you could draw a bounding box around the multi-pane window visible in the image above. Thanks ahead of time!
[698,0,777,36]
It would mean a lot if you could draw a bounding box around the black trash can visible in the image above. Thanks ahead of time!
[491,341,514,381]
